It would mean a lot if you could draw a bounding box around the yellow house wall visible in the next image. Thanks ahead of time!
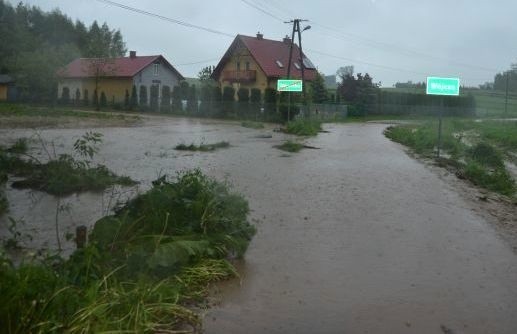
[218,48,270,101]
[58,78,133,104]
[0,85,7,101]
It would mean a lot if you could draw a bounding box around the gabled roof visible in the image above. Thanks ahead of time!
[0,74,14,84]
[212,34,317,81]
[58,55,184,80]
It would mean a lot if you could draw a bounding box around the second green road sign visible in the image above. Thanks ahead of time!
[277,79,303,92]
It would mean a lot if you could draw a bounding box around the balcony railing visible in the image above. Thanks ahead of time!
[222,70,256,83]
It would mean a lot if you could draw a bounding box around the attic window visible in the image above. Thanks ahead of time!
[294,62,301,70]
[302,57,316,69]
[275,60,284,68]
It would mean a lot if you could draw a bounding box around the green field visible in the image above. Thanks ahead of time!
[382,87,517,118]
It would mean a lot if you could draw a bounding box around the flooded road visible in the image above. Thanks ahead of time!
[1,119,517,333]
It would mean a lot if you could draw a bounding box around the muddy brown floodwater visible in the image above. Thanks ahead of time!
[1,117,517,333]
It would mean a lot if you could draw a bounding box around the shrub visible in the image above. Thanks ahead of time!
[161,85,171,112]
[75,88,81,105]
[237,87,250,102]
[172,85,182,112]
[264,88,276,104]
[285,118,322,136]
[92,89,99,109]
[222,86,235,102]
[187,85,197,113]
[83,89,89,106]
[139,85,148,106]
[130,85,138,109]
[150,85,159,112]
[100,91,107,107]
[61,86,70,105]
[275,141,304,152]
[467,142,504,168]
[250,88,261,103]
[174,141,229,152]
[124,89,130,109]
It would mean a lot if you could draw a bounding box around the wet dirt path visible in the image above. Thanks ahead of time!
[203,123,517,334]
[1,120,516,333]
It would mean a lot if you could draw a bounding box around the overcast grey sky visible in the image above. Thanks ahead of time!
[16,0,517,87]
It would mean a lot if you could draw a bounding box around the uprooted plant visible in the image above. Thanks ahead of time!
[0,170,256,332]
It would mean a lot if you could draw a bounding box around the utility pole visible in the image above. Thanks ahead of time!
[284,18,308,122]
[505,70,510,116]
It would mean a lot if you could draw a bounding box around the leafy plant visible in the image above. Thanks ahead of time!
[275,140,304,153]
[175,141,230,152]
[285,119,322,136]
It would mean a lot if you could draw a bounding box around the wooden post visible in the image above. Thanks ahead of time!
[76,225,87,249]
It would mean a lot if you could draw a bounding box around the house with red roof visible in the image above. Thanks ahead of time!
[58,51,184,105]
[211,33,318,100]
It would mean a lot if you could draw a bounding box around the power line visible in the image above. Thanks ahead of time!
[175,58,220,66]
[95,0,234,38]
[310,21,499,73]
[239,0,284,22]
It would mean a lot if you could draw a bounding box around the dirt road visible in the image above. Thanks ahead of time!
[1,120,516,333]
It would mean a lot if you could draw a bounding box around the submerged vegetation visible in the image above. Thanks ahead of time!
[0,170,256,332]
[385,120,517,196]
[285,118,323,136]
[0,132,136,196]
[241,121,265,129]
[275,140,305,153]
[175,141,230,152]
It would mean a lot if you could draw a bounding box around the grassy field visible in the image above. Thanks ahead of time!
[382,87,517,118]
[385,119,517,197]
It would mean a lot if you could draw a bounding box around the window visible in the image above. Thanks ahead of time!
[153,64,159,76]
[302,57,316,69]
[245,61,250,70]
[294,62,301,70]
[275,60,284,68]
[236,62,241,71]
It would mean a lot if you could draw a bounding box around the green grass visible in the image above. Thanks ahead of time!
[0,102,139,120]
[0,170,256,332]
[285,118,322,136]
[241,121,265,129]
[385,119,517,196]
[175,141,230,152]
[382,87,517,118]
[275,141,304,153]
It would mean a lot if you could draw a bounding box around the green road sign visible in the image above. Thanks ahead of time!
[426,77,460,96]
[277,79,303,92]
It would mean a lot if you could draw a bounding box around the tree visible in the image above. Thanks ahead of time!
[75,88,80,105]
[172,85,182,112]
[309,72,327,104]
[161,85,171,112]
[61,86,70,104]
[250,88,261,103]
[222,86,235,101]
[198,65,214,82]
[124,89,130,109]
[92,89,99,108]
[100,91,107,107]
[237,87,250,102]
[264,88,276,104]
[130,85,138,109]
[336,66,354,83]
[179,81,190,100]
[337,72,380,115]
[187,85,197,112]
[83,89,89,106]
[212,87,222,102]
[150,85,159,111]
[139,85,148,106]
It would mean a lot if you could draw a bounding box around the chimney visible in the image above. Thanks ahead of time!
[256,32,263,40]
[283,35,291,44]
[129,50,136,59]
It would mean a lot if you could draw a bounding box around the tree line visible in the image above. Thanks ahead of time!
[0,0,126,102]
